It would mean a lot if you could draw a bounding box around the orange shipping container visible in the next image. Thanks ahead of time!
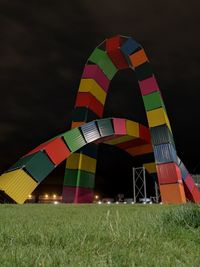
[129,49,148,68]
[160,183,186,204]
[126,144,153,156]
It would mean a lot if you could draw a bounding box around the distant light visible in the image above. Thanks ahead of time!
[94,195,99,200]
[107,201,111,204]
[143,202,146,205]
[131,201,135,204]
[28,195,32,199]
[53,194,56,199]
[124,201,127,204]
[98,201,102,204]
[149,201,152,205]
[160,202,163,205]
[54,201,58,205]
[45,194,49,199]
[116,201,119,204]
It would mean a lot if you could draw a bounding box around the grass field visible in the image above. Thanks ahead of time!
[0,204,200,267]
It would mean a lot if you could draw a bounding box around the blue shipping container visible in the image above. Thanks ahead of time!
[80,121,100,143]
[150,124,175,148]
[154,143,178,164]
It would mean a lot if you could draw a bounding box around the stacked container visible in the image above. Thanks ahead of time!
[0,35,199,204]
[0,137,71,204]
[117,37,185,203]
[55,35,200,204]
[63,36,120,203]
[0,117,152,204]
[178,158,200,203]
[141,79,185,203]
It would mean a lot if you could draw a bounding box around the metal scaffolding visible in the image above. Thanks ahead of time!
[132,167,147,203]
[133,167,160,203]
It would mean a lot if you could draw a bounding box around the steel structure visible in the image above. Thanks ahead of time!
[132,167,147,203]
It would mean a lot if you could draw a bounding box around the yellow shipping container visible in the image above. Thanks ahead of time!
[0,169,37,204]
[66,153,97,173]
[147,107,171,131]
[78,79,107,105]
[126,120,139,137]
[143,162,156,174]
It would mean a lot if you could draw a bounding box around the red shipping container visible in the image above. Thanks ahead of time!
[184,174,196,192]
[106,36,129,69]
[25,138,71,165]
[106,36,122,51]
[139,75,160,96]
[126,143,153,156]
[116,138,147,150]
[62,186,76,203]
[62,186,94,203]
[157,162,182,184]
[25,140,52,157]
[75,92,104,118]
[191,186,200,203]
[107,50,129,69]
[95,135,119,144]
[139,124,151,144]
[184,184,200,203]
[113,118,127,135]
[82,65,110,92]
[75,187,94,203]
[44,138,71,165]
[183,183,194,202]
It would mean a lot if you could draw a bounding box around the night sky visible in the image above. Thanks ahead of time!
[1,1,200,198]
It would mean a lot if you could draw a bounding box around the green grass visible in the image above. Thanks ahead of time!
[0,204,200,267]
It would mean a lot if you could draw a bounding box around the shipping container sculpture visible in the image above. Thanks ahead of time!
[0,35,199,204]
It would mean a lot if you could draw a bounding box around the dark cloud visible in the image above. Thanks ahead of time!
[0,0,200,195]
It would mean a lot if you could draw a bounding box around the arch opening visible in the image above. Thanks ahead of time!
[103,68,147,125]
[95,143,156,201]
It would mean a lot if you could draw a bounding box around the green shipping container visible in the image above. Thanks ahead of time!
[64,169,95,189]
[143,91,165,111]
[72,107,99,122]
[135,62,153,81]
[62,128,86,152]
[89,48,118,80]
[8,153,35,172]
[8,151,55,183]
[97,118,114,137]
